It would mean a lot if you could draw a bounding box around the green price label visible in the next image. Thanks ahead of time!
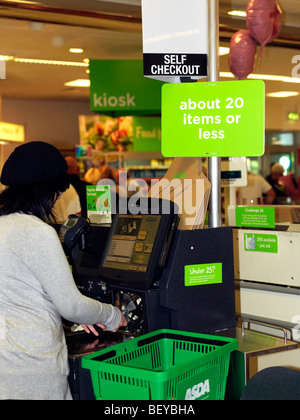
[244,233,278,253]
[236,206,275,228]
[185,263,222,286]
[161,80,265,157]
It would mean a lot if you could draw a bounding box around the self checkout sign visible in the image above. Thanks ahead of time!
[142,0,208,82]
[161,80,265,157]
[143,53,207,81]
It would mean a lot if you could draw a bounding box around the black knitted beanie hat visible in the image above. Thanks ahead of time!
[0,141,68,186]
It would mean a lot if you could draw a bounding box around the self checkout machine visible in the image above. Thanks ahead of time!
[62,198,236,399]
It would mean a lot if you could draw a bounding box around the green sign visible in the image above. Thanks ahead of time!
[236,207,275,228]
[89,60,164,114]
[161,80,265,157]
[86,185,111,224]
[244,233,278,253]
[133,117,161,152]
[185,263,222,286]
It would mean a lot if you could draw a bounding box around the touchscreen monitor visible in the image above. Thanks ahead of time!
[99,206,177,290]
[103,214,161,273]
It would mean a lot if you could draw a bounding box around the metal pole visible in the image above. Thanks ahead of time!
[207,0,222,228]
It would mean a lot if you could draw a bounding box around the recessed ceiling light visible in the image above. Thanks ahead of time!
[69,48,84,54]
[228,10,247,17]
[0,55,88,67]
[0,55,14,61]
[266,91,300,98]
[64,79,90,87]
[5,0,41,3]
[219,47,230,56]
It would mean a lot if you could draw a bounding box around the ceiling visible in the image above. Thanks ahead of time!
[0,0,299,102]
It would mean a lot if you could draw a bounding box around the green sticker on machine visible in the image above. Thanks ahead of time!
[236,207,275,228]
[161,80,265,157]
[244,233,278,253]
[185,263,222,286]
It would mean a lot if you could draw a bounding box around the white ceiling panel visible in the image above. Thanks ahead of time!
[0,0,298,101]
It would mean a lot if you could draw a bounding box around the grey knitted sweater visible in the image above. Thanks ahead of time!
[0,213,121,400]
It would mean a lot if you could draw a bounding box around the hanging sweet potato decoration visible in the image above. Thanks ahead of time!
[266,2,282,44]
[246,0,282,55]
[228,0,282,79]
[229,30,257,80]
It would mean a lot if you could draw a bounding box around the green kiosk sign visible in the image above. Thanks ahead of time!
[161,80,265,157]
[89,60,164,114]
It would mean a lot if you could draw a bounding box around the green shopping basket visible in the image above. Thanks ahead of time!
[82,329,238,401]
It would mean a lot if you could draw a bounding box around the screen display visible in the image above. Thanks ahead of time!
[221,170,242,180]
[65,218,77,227]
[103,214,162,272]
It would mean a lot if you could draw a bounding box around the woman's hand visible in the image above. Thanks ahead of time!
[81,315,127,336]
[81,323,107,336]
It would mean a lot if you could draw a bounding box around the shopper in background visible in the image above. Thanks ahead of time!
[52,182,81,223]
[236,172,275,205]
[266,163,287,204]
[84,167,102,185]
[100,165,117,182]
[0,141,126,400]
[279,172,298,203]
[65,156,90,218]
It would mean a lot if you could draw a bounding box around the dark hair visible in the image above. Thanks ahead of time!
[0,173,70,224]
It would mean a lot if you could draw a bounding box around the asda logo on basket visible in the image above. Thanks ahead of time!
[185,379,210,400]
[93,92,136,108]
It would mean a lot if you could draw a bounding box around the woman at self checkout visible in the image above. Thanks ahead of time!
[0,141,126,400]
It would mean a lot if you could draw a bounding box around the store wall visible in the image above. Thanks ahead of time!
[266,97,300,131]
[2,98,92,149]
[0,98,93,181]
